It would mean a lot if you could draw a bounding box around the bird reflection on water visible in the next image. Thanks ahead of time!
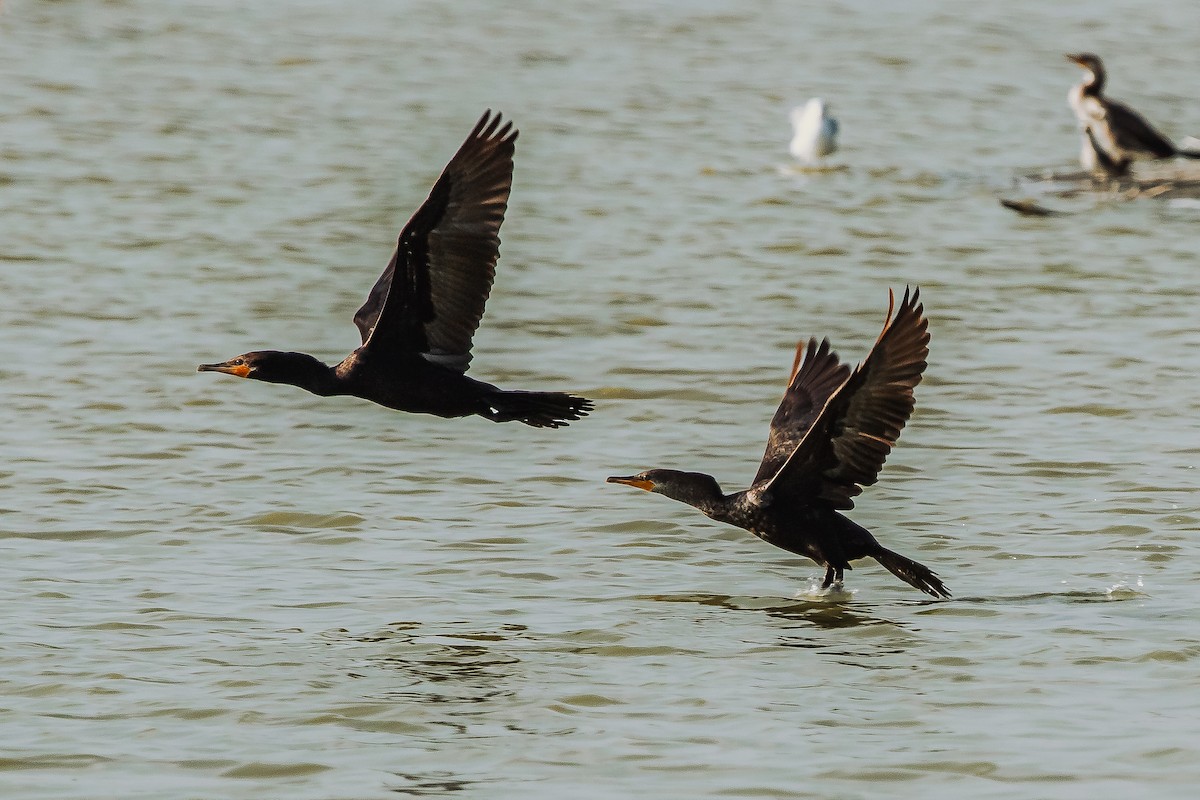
[643,592,899,632]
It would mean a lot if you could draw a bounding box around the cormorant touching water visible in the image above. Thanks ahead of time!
[608,288,948,598]
[1066,53,1200,176]
[199,111,592,428]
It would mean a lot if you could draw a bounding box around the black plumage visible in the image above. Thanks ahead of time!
[199,111,592,428]
[608,288,947,598]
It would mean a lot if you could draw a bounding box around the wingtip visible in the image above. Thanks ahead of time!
[896,285,929,352]
[472,109,494,136]
[472,109,519,144]
[787,336,833,385]
[908,285,921,313]
[787,338,812,385]
[894,284,923,320]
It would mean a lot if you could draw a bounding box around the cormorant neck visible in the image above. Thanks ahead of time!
[1082,69,1104,95]
[659,472,730,517]
[257,352,340,396]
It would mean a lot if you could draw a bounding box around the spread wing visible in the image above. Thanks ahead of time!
[751,337,851,486]
[757,287,929,510]
[1105,99,1176,158]
[354,110,517,371]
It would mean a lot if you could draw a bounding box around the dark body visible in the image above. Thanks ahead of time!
[199,111,592,429]
[709,492,907,580]
[609,288,948,598]
[1067,53,1200,176]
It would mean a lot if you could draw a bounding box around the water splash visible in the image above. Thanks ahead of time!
[1105,577,1147,600]
[794,577,857,602]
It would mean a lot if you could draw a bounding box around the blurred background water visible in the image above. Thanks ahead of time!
[2,0,1199,797]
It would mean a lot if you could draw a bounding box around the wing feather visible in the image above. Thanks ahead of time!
[1105,100,1176,158]
[354,110,517,371]
[758,287,929,510]
[752,337,851,486]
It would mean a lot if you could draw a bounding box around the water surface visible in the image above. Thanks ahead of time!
[2,1,1199,797]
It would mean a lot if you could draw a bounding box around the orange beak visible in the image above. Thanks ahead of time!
[606,475,655,492]
[198,361,251,378]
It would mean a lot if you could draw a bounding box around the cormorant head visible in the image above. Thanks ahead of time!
[198,350,328,386]
[607,469,725,509]
[1066,53,1105,89]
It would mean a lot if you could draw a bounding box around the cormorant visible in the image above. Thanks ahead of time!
[1066,53,1200,176]
[199,111,592,428]
[608,288,947,598]
[789,98,839,164]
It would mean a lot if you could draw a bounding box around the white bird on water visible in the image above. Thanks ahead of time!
[789,98,838,164]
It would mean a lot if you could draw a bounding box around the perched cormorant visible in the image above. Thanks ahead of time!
[199,111,592,428]
[1066,53,1200,176]
[789,98,839,164]
[608,288,948,598]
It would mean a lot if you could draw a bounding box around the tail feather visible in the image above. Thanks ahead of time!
[873,547,950,598]
[1177,136,1200,158]
[485,390,593,428]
